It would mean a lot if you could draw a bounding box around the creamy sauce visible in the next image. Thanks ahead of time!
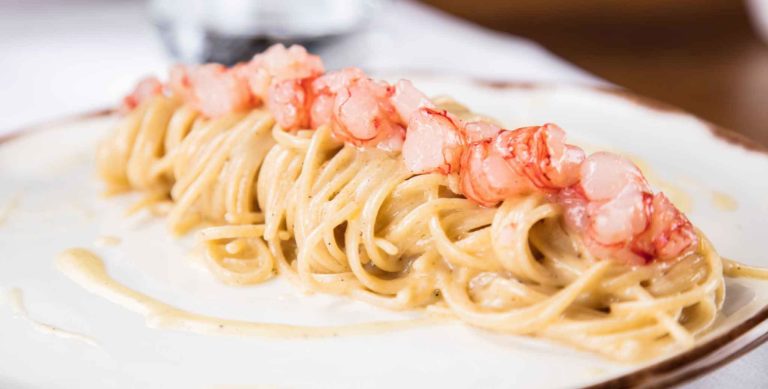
[4,287,99,347]
[57,248,445,338]
[711,191,738,212]
[94,235,122,247]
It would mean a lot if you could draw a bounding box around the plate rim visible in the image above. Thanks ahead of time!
[3,79,768,388]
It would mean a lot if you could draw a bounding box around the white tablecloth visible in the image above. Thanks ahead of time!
[0,0,766,387]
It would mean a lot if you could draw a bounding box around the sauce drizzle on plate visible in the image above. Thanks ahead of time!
[56,248,445,338]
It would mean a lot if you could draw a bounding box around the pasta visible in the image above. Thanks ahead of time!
[92,43,768,362]
[98,93,726,361]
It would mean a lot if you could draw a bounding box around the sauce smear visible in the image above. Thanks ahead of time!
[56,248,444,338]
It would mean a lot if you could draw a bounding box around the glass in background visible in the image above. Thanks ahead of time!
[150,0,385,66]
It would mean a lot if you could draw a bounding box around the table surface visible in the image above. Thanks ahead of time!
[425,0,768,148]
[0,0,766,387]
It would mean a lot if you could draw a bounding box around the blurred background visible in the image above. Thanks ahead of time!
[156,0,768,147]
[425,0,768,147]
[2,0,767,148]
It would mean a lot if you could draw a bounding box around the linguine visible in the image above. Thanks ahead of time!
[95,94,730,361]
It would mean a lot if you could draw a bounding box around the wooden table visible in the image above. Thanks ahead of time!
[423,0,768,146]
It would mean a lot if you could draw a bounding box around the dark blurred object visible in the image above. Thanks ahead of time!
[154,27,335,66]
[151,0,383,66]
[422,0,768,146]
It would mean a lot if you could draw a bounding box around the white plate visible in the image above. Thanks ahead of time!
[2,75,768,388]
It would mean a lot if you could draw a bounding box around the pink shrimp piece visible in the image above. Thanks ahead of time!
[561,152,697,264]
[240,44,324,103]
[463,121,502,143]
[459,123,585,206]
[253,44,324,80]
[390,79,434,124]
[331,76,404,147]
[235,45,326,129]
[460,140,527,207]
[309,67,367,128]
[560,153,652,264]
[312,67,367,94]
[168,65,194,101]
[310,68,406,146]
[577,152,651,246]
[267,78,311,130]
[402,108,465,174]
[376,126,406,152]
[188,64,253,118]
[309,92,334,129]
[634,193,698,261]
[121,76,163,112]
[233,62,271,103]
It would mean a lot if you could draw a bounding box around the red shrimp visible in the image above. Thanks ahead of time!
[328,75,404,148]
[168,65,194,101]
[634,193,698,261]
[309,92,335,129]
[233,63,270,104]
[402,108,465,174]
[560,152,697,264]
[459,123,585,206]
[267,78,312,130]
[253,44,324,80]
[463,121,503,143]
[414,120,502,179]
[390,79,434,124]
[309,67,367,129]
[121,76,163,112]
[239,44,324,104]
[231,44,325,130]
[186,64,253,118]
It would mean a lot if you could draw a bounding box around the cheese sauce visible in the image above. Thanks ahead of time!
[56,248,444,338]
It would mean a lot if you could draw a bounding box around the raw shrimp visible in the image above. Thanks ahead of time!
[314,69,404,148]
[560,152,697,264]
[390,79,434,123]
[267,79,312,130]
[186,64,253,119]
[333,78,403,147]
[239,44,324,105]
[463,121,502,143]
[402,108,465,174]
[309,92,334,129]
[635,193,698,261]
[401,117,503,176]
[168,65,194,102]
[252,44,324,80]
[459,123,584,207]
[309,67,367,129]
[233,63,270,104]
[121,76,163,112]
